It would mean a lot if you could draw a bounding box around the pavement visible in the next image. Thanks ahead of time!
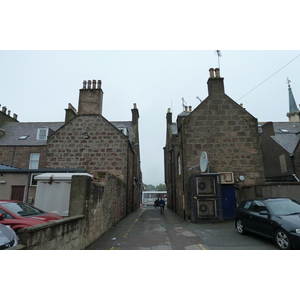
[86,205,277,250]
[87,206,225,250]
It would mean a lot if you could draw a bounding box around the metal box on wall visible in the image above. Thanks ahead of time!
[189,173,223,222]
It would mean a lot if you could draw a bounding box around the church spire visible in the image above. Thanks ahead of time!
[286,78,300,122]
[287,78,299,113]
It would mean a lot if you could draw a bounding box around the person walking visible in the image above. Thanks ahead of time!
[159,198,165,213]
[154,198,160,209]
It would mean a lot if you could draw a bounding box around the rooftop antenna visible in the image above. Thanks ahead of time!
[287,77,291,88]
[216,50,222,69]
[196,96,202,102]
[182,97,187,111]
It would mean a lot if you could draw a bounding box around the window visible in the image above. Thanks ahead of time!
[29,153,40,169]
[243,201,252,210]
[37,127,49,140]
[0,208,13,219]
[177,154,181,175]
[252,200,267,213]
[19,135,29,140]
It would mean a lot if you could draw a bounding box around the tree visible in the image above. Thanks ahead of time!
[156,184,166,191]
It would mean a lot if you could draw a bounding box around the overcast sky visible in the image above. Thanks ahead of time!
[2,0,300,292]
[1,50,300,185]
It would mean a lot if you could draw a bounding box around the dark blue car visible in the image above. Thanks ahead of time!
[235,197,300,250]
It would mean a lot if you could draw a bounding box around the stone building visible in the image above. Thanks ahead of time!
[45,80,141,213]
[0,80,142,215]
[164,68,265,222]
[259,79,300,181]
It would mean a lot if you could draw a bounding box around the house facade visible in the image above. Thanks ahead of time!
[164,68,265,221]
[0,80,142,214]
[45,80,142,213]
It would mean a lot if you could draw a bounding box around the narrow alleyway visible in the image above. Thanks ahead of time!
[86,206,277,250]
[87,206,206,250]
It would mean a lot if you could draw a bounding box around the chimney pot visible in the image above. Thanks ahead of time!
[87,80,91,89]
[97,80,102,89]
[83,80,87,89]
[215,68,220,78]
[2,106,7,113]
[189,106,192,111]
[209,68,215,78]
[7,110,11,116]
[13,113,18,120]
[92,80,96,89]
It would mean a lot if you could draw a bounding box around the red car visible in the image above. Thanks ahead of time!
[0,200,63,232]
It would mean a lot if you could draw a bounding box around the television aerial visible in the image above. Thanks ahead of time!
[200,151,209,173]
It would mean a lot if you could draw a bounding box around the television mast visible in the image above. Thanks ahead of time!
[216,50,222,69]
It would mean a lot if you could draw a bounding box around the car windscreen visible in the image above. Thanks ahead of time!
[267,198,300,216]
[1,202,44,217]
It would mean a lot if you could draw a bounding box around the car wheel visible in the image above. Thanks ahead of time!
[236,219,246,235]
[274,229,292,250]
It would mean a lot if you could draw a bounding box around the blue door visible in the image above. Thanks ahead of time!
[221,185,236,219]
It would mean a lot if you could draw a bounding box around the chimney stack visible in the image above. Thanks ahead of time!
[207,68,225,96]
[167,108,172,125]
[131,103,139,126]
[78,79,104,115]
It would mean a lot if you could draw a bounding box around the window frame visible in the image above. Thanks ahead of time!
[29,153,40,169]
[36,127,49,140]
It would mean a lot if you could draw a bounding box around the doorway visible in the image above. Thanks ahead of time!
[11,186,25,201]
[221,185,236,219]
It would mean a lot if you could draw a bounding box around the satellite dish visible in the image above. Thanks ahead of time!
[200,151,208,172]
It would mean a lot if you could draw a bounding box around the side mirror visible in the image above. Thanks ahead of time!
[0,213,4,220]
[259,210,269,216]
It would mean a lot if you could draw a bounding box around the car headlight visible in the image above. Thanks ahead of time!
[295,229,300,234]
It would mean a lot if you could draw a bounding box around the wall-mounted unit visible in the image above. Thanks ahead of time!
[197,199,216,218]
[196,177,216,195]
[219,172,234,184]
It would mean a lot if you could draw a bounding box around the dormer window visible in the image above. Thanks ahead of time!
[37,127,49,140]
[117,126,128,136]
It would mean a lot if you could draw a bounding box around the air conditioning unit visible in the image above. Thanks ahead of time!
[220,172,234,184]
[197,199,216,218]
[196,177,216,195]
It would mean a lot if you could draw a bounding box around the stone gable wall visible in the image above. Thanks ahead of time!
[46,115,129,181]
[182,95,265,186]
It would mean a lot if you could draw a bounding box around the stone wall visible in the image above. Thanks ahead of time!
[12,173,128,250]
[242,182,300,203]
[46,115,129,181]
[0,145,47,169]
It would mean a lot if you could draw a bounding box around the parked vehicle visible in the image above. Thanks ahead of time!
[235,197,300,249]
[0,200,63,232]
[0,223,18,250]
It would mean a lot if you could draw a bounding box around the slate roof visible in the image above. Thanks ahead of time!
[111,121,134,142]
[259,122,300,154]
[0,122,64,146]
